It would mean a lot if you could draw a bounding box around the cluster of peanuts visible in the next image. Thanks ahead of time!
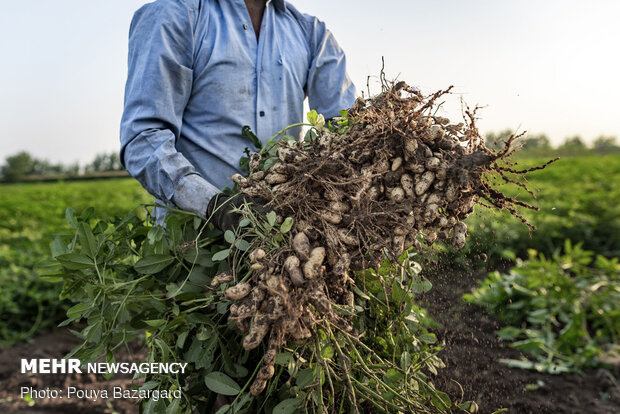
[213,231,351,395]
[219,83,531,395]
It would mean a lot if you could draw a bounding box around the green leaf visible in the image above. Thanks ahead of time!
[263,157,277,171]
[280,217,294,234]
[239,218,251,228]
[224,230,236,244]
[242,125,262,149]
[511,338,544,353]
[78,222,97,258]
[143,397,162,414]
[56,253,93,270]
[144,319,167,328]
[177,331,189,349]
[67,302,92,320]
[421,280,433,292]
[431,391,451,410]
[239,153,250,173]
[217,301,229,315]
[295,368,315,388]
[51,236,68,258]
[38,260,63,278]
[496,326,522,341]
[184,249,213,267]
[134,255,175,274]
[320,345,334,360]
[400,351,411,371]
[79,206,95,221]
[229,364,248,378]
[499,358,537,370]
[140,381,160,391]
[273,397,303,414]
[351,285,371,300]
[214,405,231,414]
[188,271,211,285]
[65,207,78,229]
[266,211,277,227]
[148,226,165,244]
[57,319,72,328]
[196,337,218,370]
[275,352,294,366]
[420,333,437,344]
[85,322,102,343]
[212,249,230,262]
[204,372,241,396]
[307,110,318,125]
[166,397,181,414]
[196,327,212,341]
[234,239,250,252]
[232,393,252,412]
[185,338,203,363]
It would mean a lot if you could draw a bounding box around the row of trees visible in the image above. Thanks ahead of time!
[2,133,619,182]
[485,130,620,156]
[1,152,124,182]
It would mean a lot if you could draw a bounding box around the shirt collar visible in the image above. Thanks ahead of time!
[270,0,286,12]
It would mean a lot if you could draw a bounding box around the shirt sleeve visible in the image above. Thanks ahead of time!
[119,0,218,218]
[305,18,357,118]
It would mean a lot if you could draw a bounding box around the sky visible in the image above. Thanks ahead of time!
[0,0,618,165]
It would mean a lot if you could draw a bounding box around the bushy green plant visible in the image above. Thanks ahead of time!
[464,240,620,373]
[42,205,473,413]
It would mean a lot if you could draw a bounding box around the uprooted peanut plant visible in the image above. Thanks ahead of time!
[225,82,555,398]
[47,82,554,413]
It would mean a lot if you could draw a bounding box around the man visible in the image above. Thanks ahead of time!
[120,0,356,223]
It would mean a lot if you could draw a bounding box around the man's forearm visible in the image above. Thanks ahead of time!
[172,174,220,218]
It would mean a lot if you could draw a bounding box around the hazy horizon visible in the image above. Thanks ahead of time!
[1,0,618,165]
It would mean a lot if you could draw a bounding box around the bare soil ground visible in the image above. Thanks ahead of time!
[0,331,144,414]
[422,265,620,414]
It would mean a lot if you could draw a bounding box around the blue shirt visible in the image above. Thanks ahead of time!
[120,0,356,218]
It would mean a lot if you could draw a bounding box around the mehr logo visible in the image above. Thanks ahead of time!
[21,359,189,375]
[21,359,82,374]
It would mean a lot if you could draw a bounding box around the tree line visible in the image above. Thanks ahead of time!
[1,133,619,182]
[485,131,620,157]
[1,152,124,182]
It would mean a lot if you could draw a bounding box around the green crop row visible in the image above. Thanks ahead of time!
[465,240,620,373]
[0,179,151,345]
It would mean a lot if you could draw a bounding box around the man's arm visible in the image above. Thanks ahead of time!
[120,0,218,218]
[304,18,357,118]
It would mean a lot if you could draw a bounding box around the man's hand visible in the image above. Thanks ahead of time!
[206,193,266,233]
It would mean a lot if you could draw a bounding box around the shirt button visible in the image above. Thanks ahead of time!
[259,111,265,117]
[243,23,249,30]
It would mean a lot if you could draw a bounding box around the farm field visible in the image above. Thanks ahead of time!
[453,154,620,264]
[0,179,151,345]
[0,155,618,413]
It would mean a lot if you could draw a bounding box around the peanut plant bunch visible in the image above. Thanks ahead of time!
[45,82,553,413]
[224,82,555,399]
